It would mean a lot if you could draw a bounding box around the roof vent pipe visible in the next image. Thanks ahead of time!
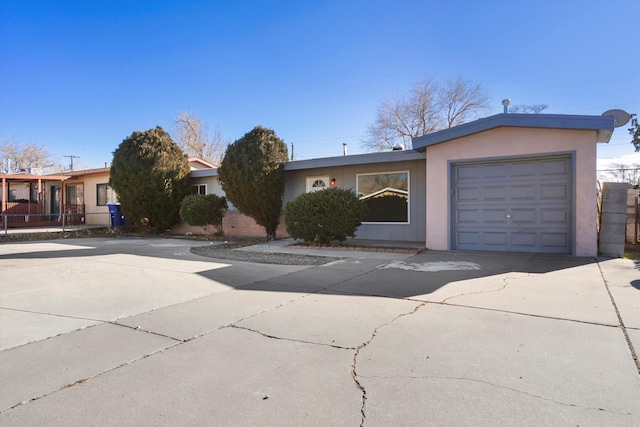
[502,98,511,114]
[343,143,347,156]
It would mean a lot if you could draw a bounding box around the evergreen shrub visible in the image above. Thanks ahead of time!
[284,187,367,244]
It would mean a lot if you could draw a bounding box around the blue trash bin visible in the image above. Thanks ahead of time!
[107,203,124,226]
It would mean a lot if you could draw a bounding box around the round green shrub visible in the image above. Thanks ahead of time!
[284,188,367,244]
[180,194,228,234]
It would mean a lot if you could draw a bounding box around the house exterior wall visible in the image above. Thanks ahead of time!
[284,158,426,242]
[64,173,112,225]
[425,127,598,256]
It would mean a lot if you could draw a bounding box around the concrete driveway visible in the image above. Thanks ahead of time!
[1,237,639,426]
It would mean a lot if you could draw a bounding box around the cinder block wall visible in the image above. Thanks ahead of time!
[598,182,629,257]
[171,210,289,239]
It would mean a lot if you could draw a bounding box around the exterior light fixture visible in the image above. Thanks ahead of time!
[330,178,336,186]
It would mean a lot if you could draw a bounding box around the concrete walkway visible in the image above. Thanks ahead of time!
[0,237,639,426]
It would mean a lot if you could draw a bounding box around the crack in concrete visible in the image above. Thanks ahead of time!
[0,306,106,323]
[0,341,182,414]
[438,302,622,329]
[227,324,355,350]
[357,374,635,416]
[351,301,428,426]
[439,273,528,304]
[596,261,640,376]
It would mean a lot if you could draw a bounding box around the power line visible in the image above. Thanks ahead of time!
[64,155,80,171]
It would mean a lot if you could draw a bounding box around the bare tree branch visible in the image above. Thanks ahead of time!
[0,138,58,174]
[362,75,489,151]
[171,111,226,165]
[508,104,549,114]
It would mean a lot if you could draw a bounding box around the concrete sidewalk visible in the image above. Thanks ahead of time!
[1,237,639,426]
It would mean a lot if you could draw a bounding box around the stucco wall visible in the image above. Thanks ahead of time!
[284,158,426,242]
[425,127,599,256]
[64,173,112,225]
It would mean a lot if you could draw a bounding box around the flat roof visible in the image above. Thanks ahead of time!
[412,113,615,151]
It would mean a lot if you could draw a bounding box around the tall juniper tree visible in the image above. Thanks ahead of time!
[109,126,191,231]
[217,126,288,240]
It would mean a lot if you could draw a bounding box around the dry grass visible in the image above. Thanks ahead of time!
[625,243,640,260]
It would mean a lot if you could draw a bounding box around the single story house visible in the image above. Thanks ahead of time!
[2,113,614,257]
[183,113,615,257]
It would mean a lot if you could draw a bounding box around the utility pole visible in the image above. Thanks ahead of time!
[64,155,80,171]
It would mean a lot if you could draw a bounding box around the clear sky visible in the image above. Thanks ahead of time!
[1,0,639,172]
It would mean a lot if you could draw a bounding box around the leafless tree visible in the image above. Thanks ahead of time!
[171,111,226,166]
[508,104,549,114]
[362,75,489,151]
[602,162,640,186]
[0,138,58,174]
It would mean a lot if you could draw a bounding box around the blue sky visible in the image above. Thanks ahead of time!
[1,0,639,171]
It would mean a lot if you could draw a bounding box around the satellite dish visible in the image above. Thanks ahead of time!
[602,109,632,127]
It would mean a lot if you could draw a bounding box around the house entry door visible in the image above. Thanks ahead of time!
[50,185,60,220]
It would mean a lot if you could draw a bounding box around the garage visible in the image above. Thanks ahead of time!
[412,113,615,257]
[452,156,572,253]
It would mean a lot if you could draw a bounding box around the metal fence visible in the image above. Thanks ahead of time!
[1,212,113,237]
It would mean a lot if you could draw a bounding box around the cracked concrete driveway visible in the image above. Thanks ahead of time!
[1,237,639,426]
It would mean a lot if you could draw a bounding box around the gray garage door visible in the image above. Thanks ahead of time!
[453,156,572,253]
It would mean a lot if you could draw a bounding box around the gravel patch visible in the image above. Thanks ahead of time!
[191,243,344,265]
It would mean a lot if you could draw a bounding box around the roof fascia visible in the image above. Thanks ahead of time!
[411,113,616,151]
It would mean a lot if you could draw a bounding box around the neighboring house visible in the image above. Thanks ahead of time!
[0,167,116,228]
[1,172,73,227]
[62,167,115,226]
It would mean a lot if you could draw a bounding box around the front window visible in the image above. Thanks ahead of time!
[357,171,409,223]
[97,183,117,206]
[192,184,207,195]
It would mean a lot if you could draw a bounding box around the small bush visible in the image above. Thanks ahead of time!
[180,194,228,235]
[284,188,367,244]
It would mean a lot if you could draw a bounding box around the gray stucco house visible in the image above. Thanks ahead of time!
[180,113,615,257]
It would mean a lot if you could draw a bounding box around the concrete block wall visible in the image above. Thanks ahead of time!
[171,210,289,239]
[627,189,639,243]
[598,182,629,257]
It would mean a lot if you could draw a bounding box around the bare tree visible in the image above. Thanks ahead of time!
[0,138,57,174]
[171,111,226,165]
[508,104,549,114]
[602,162,640,186]
[362,75,489,151]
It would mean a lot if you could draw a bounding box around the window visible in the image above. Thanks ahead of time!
[97,183,116,206]
[357,171,409,223]
[192,184,207,195]
[66,184,84,205]
[306,176,330,192]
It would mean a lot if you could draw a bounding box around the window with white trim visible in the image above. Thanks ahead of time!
[192,184,207,195]
[357,171,409,223]
[306,176,330,192]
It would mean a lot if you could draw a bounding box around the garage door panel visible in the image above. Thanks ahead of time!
[510,162,537,177]
[484,209,508,224]
[540,159,570,175]
[540,208,569,224]
[511,232,536,247]
[482,164,509,178]
[483,186,508,201]
[511,184,537,200]
[540,183,569,199]
[511,208,536,223]
[457,187,481,202]
[453,156,572,254]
